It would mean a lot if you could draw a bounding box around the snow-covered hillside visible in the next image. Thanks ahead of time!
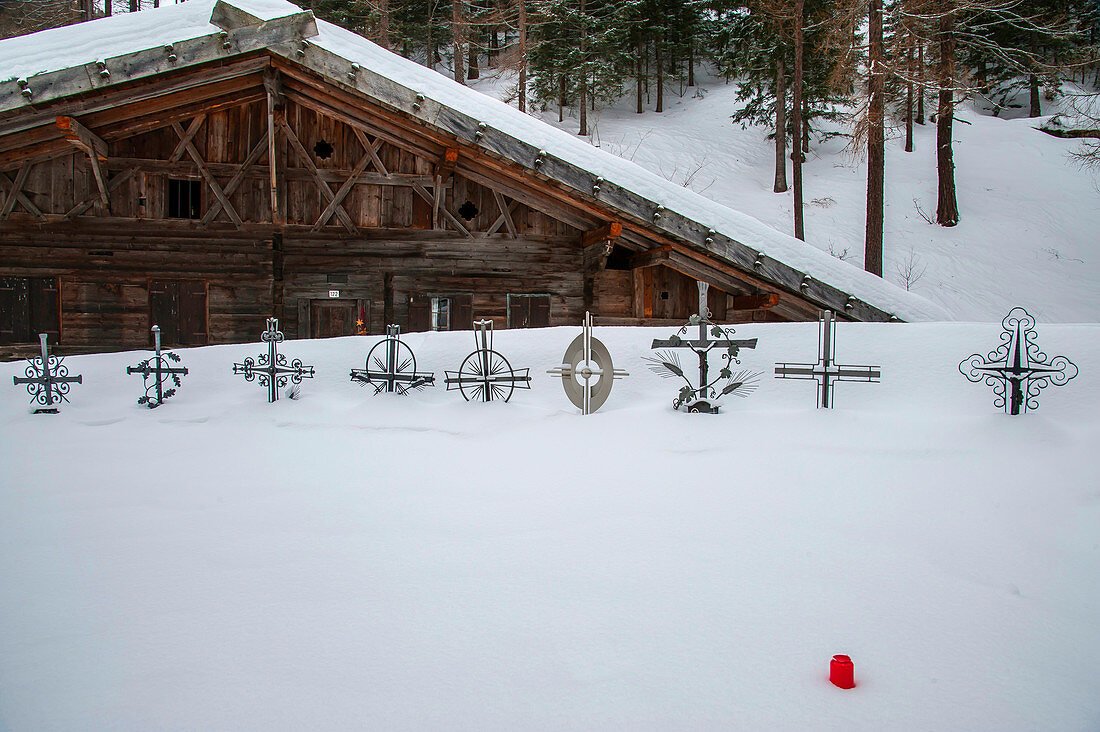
[2,323,1098,729]
[483,75,1100,323]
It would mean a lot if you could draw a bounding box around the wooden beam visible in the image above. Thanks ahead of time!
[351,128,387,175]
[278,117,356,233]
[55,116,107,160]
[171,120,243,228]
[629,246,671,269]
[729,293,781,310]
[169,115,205,163]
[581,221,623,248]
[313,148,372,230]
[436,147,458,175]
[200,131,269,224]
[411,182,472,238]
[0,163,43,219]
[265,71,282,225]
[491,190,517,238]
[66,167,134,218]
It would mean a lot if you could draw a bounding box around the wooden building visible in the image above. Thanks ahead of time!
[0,0,916,358]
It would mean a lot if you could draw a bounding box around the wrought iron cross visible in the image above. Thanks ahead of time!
[547,311,629,414]
[126,325,189,408]
[350,324,435,395]
[445,319,532,402]
[13,333,82,413]
[774,310,880,408]
[647,281,759,413]
[960,307,1078,415]
[233,317,315,402]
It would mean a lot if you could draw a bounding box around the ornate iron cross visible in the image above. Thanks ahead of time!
[547,311,629,414]
[960,307,1078,415]
[13,333,82,413]
[350,324,435,395]
[774,310,880,408]
[233,318,315,402]
[126,325,189,408]
[445,319,532,402]
[645,282,759,413]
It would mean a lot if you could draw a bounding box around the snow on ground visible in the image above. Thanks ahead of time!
[477,74,1100,323]
[2,323,1099,729]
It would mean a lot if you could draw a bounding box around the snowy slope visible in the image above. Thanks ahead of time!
[503,75,1100,323]
[1,323,1098,729]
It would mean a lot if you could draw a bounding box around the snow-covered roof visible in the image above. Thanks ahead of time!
[0,0,952,322]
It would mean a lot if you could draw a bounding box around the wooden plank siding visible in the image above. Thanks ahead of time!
[0,55,805,358]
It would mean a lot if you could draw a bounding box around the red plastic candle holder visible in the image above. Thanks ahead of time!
[830,654,855,689]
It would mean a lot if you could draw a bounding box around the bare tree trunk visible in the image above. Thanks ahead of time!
[1029,73,1041,117]
[688,40,695,87]
[559,74,566,122]
[936,3,959,227]
[656,34,664,113]
[905,37,914,152]
[517,0,527,112]
[636,33,644,113]
[579,0,588,135]
[378,0,390,49]
[468,41,479,80]
[792,0,805,240]
[105,0,112,17]
[774,55,788,193]
[917,42,925,124]
[453,0,465,84]
[865,0,885,277]
[129,0,137,12]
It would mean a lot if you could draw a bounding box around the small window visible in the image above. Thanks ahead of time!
[313,139,334,159]
[458,201,479,221]
[167,179,201,219]
[431,297,450,331]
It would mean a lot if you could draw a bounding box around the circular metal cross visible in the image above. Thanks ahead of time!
[558,331,617,413]
[456,348,519,402]
[365,335,419,392]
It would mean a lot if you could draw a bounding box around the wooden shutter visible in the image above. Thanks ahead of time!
[179,280,207,346]
[452,295,473,330]
[150,280,180,346]
[0,277,29,344]
[529,295,551,327]
[408,294,430,332]
[28,277,60,344]
[508,296,529,328]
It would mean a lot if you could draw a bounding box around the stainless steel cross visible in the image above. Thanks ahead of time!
[547,311,629,414]
[774,310,880,408]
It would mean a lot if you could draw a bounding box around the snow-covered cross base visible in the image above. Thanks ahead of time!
[350,324,435,395]
[960,307,1078,415]
[774,310,880,408]
[232,318,315,403]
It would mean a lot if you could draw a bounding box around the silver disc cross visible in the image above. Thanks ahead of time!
[774,310,880,408]
[960,306,1078,415]
[13,333,82,414]
[126,325,189,408]
[233,317,315,402]
[646,282,759,413]
[445,319,532,402]
[547,311,629,414]
[350,324,435,395]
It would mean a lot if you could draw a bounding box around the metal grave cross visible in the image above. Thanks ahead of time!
[13,333,82,413]
[445,319,532,402]
[126,325,189,408]
[959,306,1078,415]
[547,311,629,414]
[232,317,315,402]
[774,310,881,408]
[350,324,435,395]
[647,281,759,413]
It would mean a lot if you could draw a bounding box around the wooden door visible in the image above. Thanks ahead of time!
[151,279,207,346]
[508,294,551,328]
[0,276,60,344]
[310,300,357,338]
